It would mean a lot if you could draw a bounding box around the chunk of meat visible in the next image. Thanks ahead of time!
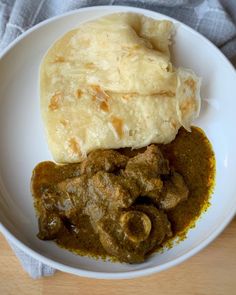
[56,175,88,212]
[56,175,88,195]
[37,213,63,240]
[80,150,128,176]
[120,211,152,243]
[159,172,189,210]
[133,205,172,249]
[124,145,168,198]
[97,217,144,263]
[84,171,140,231]
[89,171,140,210]
[125,145,169,176]
[40,175,88,223]
[97,205,172,263]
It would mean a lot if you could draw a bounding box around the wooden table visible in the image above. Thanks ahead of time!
[0,218,235,295]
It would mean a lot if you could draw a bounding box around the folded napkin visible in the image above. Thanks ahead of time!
[0,0,236,279]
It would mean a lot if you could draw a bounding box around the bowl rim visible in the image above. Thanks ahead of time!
[0,5,236,279]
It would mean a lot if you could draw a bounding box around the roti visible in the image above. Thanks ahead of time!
[40,13,201,163]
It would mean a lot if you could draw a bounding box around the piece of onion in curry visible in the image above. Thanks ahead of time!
[31,127,215,263]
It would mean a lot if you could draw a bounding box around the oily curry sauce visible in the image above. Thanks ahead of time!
[32,127,215,260]
[160,127,215,239]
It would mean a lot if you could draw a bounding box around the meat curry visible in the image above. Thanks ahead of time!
[31,127,215,263]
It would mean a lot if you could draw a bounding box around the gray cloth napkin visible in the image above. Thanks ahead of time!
[0,0,236,279]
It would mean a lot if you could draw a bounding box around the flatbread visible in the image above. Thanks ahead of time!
[40,13,201,163]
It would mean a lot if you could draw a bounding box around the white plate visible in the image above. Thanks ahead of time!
[0,6,236,279]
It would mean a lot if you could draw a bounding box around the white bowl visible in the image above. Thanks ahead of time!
[0,6,236,279]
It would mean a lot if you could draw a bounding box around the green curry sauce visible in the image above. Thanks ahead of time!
[160,127,215,243]
[32,126,215,260]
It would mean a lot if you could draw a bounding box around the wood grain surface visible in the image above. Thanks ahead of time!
[0,217,235,295]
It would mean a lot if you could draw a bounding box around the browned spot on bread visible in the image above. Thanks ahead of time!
[53,56,65,63]
[100,101,109,112]
[85,63,95,69]
[171,120,177,129]
[68,138,81,156]
[91,85,110,101]
[111,116,123,138]
[180,98,196,115]
[60,119,68,127]
[157,90,175,97]
[121,91,175,99]
[49,92,62,111]
[76,89,82,99]
[184,79,196,92]
[122,94,131,100]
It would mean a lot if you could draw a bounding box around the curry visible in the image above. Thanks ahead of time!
[31,127,215,263]
[160,127,215,237]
